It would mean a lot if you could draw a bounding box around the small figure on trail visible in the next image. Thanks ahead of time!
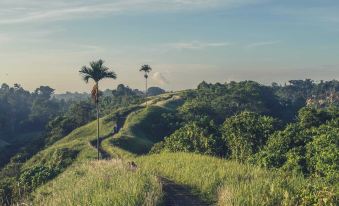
[112,124,117,135]
[128,161,138,171]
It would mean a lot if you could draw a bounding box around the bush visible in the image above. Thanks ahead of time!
[306,121,339,183]
[297,180,338,205]
[19,165,55,191]
[19,148,78,191]
[151,122,226,156]
[222,111,279,162]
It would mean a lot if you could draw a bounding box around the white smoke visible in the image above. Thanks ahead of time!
[151,72,169,85]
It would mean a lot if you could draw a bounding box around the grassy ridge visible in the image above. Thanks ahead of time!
[21,115,114,170]
[33,160,162,206]
[25,105,167,205]
[137,152,307,205]
[107,95,183,155]
[26,93,316,205]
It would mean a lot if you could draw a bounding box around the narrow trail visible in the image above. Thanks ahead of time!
[91,100,211,206]
[159,177,211,206]
[89,134,112,159]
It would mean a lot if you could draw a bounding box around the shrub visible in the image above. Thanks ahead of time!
[152,122,226,156]
[19,165,55,191]
[19,148,78,191]
[222,111,278,162]
[306,121,339,183]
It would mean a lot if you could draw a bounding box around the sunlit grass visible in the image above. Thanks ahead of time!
[137,152,306,206]
[22,112,117,170]
[33,160,162,206]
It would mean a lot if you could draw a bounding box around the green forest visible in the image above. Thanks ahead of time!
[1,76,338,205]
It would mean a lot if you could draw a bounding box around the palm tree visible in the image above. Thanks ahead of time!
[79,59,117,160]
[139,65,152,106]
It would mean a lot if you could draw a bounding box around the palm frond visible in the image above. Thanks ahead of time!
[79,66,93,83]
[104,71,117,80]
[79,59,117,83]
[139,65,152,73]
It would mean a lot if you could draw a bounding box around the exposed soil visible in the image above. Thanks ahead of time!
[158,177,211,206]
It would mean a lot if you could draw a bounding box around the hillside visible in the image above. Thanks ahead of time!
[32,92,338,205]
[1,81,338,206]
[33,160,161,206]
[103,94,183,155]
[33,152,311,206]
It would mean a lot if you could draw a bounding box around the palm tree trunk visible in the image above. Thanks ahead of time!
[96,83,100,161]
[145,77,148,107]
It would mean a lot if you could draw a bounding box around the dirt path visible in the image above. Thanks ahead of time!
[89,134,112,159]
[159,177,211,206]
[93,101,211,206]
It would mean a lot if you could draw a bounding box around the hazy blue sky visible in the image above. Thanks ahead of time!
[0,0,338,93]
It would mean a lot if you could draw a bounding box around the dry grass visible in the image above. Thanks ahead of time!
[33,160,162,206]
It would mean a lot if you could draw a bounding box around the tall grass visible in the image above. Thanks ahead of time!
[108,96,183,155]
[33,160,162,206]
[137,152,307,206]
[22,112,116,170]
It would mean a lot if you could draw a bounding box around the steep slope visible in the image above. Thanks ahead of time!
[102,94,183,156]
[24,95,181,205]
[9,106,141,206]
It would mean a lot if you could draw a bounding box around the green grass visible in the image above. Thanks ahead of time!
[105,95,183,155]
[33,160,162,206]
[21,115,115,171]
[27,95,184,205]
[22,93,321,205]
[136,152,307,206]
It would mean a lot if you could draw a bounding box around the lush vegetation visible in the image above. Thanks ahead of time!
[150,80,339,205]
[1,79,338,205]
[0,82,146,205]
[0,84,64,168]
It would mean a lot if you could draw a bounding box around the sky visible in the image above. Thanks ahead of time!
[0,0,338,93]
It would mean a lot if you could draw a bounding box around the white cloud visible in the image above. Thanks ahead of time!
[166,41,232,50]
[0,0,263,24]
[151,71,169,85]
[246,41,280,49]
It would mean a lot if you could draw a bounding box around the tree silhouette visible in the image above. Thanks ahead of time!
[79,59,117,160]
[139,65,152,106]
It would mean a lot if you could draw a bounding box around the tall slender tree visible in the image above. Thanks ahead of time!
[139,65,152,106]
[79,59,117,160]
